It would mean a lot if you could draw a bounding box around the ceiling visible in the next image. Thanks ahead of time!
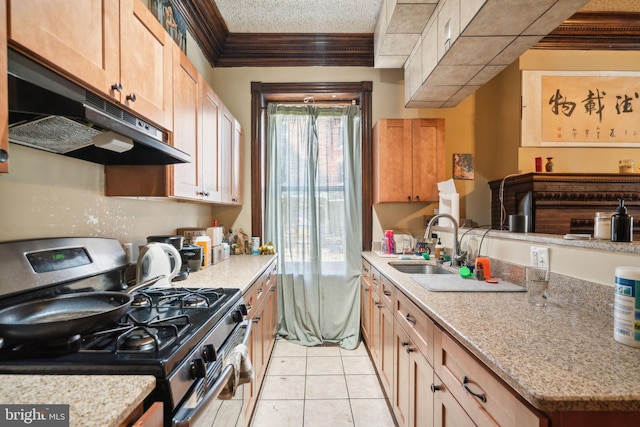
[214,0,383,34]
[172,0,640,68]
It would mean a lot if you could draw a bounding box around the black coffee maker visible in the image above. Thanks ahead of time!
[180,244,203,275]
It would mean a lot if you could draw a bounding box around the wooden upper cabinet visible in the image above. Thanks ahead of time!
[7,0,119,97]
[200,81,223,202]
[119,0,173,130]
[219,106,242,205]
[8,0,172,131]
[373,119,445,203]
[172,46,200,200]
[232,118,243,204]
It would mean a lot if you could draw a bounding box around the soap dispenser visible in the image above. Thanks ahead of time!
[611,198,633,242]
[435,238,444,259]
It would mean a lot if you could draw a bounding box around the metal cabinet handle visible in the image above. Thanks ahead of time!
[401,341,409,347]
[252,316,261,323]
[375,301,382,308]
[415,195,420,201]
[405,346,414,353]
[383,290,391,297]
[111,82,123,93]
[0,148,8,163]
[430,384,441,392]
[407,196,411,201]
[463,376,487,403]
[405,313,416,324]
[126,93,137,102]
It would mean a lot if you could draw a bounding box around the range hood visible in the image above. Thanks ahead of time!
[7,49,190,165]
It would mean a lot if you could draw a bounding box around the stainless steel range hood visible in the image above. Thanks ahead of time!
[7,49,190,165]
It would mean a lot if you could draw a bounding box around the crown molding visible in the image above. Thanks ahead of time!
[534,12,640,50]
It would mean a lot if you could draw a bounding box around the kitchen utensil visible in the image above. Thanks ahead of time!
[0,275,165,342]
[136,242,182,286]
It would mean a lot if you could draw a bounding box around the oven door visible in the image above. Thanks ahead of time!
[173,320,251,427]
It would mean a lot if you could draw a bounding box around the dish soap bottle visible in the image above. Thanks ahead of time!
[435,238,444,259]
[611,198,633,242]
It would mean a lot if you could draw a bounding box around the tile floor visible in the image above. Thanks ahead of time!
[250,339,397,427]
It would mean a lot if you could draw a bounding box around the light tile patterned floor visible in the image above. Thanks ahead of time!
[250,340,397,427]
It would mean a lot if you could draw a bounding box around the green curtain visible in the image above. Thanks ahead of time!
[265,103,362,350]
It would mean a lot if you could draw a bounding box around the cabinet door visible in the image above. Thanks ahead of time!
[373,119,413,202]
[360,277,372,345]
[220,107,234,203]
[200,82,223,202]
[433,373,475,427]
[412,119,445,202]
[411,345,434,427]
[393,325,411,427]
[119,0,173,130]
[379,303,395,398]
[172,46,200,199]
[231,119,243,204]
[8,0,119,97]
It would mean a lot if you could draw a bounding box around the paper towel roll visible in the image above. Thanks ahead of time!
[438,192,459,228]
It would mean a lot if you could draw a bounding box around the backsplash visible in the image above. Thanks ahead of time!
[0,145,213,246]
[491,258,614,318]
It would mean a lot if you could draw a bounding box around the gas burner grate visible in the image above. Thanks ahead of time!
[80,313,191,354]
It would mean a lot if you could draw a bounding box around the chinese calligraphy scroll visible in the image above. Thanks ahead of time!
[522,71,640,147]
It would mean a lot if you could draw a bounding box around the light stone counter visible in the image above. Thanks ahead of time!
[178,254,277,293]
[0,255,277,426]
[0,375,155,427]
[363,251,640,413]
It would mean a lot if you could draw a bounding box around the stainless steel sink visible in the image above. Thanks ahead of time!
[388,263,453,274]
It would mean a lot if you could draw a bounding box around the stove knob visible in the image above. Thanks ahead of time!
[202,344,217,363]
[231,308,244,323]
[190,358,206,379]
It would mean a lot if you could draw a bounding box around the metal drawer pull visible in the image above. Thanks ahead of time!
[252,316,261,323]
[405,313,416,324]
[405,346,414,354]
[383,290,391,297]
[401,341,409,347]
[463,376,487,403]
[375,301,383,308]
[430,384,441,392]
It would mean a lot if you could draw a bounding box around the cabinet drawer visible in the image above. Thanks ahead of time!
[379,275,395,310]
[395,290,434,365]
[362,259,372,282]
[371,266,381,294]
[434,328,547,427]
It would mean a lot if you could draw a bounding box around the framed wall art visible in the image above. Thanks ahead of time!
[144,0,188,53]
[522,70,640,147]
[453,153,474,180]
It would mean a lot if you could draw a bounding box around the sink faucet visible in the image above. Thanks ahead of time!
[424,214,466,267]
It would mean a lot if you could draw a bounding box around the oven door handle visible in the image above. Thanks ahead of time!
[173,320,252,427]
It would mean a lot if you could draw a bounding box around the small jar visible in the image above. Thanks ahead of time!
[619,159,634,174]
[594,212,613,240]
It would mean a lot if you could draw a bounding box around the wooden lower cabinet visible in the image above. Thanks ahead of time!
[241,259,278,427]
[432,373,475,427]
[361,257,547,427]
[393,322,435,427]
[371,287,394,397]
[434,328,547,427]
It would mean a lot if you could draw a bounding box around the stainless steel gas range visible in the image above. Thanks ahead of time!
[0,237,250,427]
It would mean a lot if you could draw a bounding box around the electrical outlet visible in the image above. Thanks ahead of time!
[530,246,549,268]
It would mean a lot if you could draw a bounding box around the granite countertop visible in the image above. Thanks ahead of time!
[0,375,155,427]
[362,251,640,413]
[179,254,277,292]
[0,255,277,426]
